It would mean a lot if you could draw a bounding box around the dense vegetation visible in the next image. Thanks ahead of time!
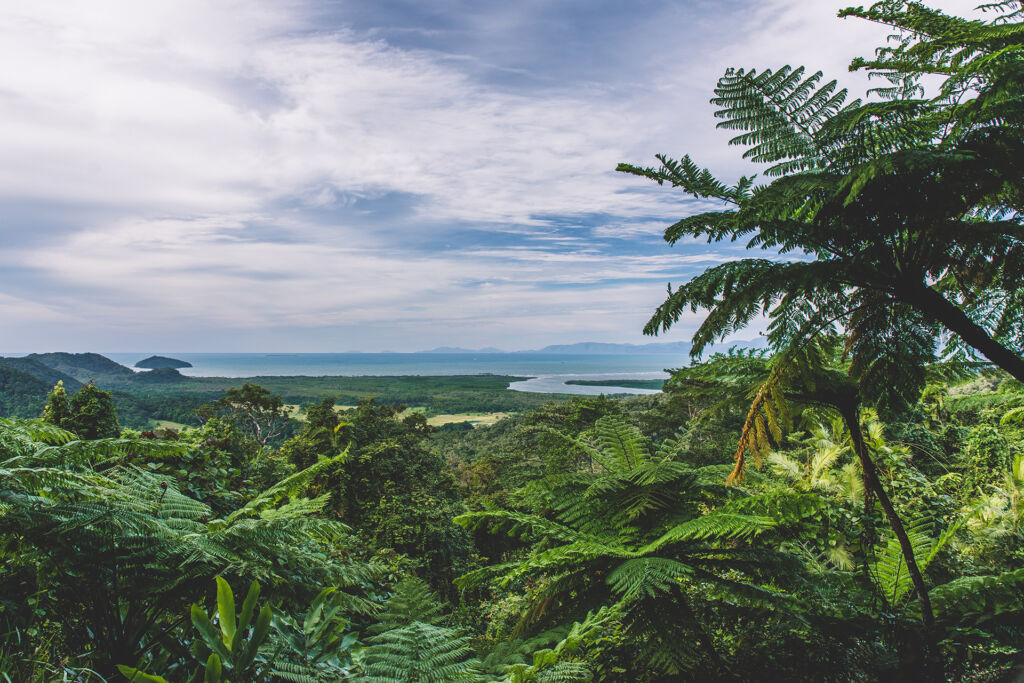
[2,364,1023,681]
[2,2,1024,680]
[0,354,572,429]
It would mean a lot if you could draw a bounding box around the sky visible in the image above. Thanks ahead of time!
[0,0,983,353]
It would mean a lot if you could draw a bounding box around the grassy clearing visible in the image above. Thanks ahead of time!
[427,412,509,427]
[152,420,188,430]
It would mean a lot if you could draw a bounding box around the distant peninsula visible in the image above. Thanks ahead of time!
[134,355,192,369]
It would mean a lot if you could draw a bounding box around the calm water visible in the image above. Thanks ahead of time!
[103,353,680,395]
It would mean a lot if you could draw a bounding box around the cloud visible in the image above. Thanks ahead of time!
[0,0,986,351]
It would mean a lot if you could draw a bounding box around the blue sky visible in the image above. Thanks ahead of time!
[0,0,979,352]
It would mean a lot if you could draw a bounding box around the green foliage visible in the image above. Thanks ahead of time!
[197,383,289,447]
[40,380,74,430]
[0,416,380,679]
[620,0,1024,402]
[931,567,1024,627]
[189,577,273,682]
[456,416,801,678]
[502,605,617,682]
[119,577,274,683]
[270,587,362,681]
[67,383,121,439]
[869,517,958,609]
[362,621,484,682]
[40,381,121,439]
[5,353,1024,679]
[369,577,445,634]
[361,576,484,682]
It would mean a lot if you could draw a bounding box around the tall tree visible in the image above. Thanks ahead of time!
[198,383,287,447]
[41,380,74,431]
[68,382,120,439]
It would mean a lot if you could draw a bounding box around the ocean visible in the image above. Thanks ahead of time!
[103,352,681,396]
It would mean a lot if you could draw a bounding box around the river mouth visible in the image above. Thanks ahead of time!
[508,371,667,395]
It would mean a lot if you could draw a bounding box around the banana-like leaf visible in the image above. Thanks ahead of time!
[238,604,273,671]
[232,580,260,653]
[116,665,170,683]
[216,576,236,646]
[204,654,222,683]
[191,605,232,661]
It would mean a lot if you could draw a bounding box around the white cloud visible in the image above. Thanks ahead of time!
[0,1,989,350]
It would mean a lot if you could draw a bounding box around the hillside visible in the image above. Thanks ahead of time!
[27,352,136,383]
[0,364,51,417]
[0,356,83,391]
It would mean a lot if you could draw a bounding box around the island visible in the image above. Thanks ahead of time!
[134,355,193,369]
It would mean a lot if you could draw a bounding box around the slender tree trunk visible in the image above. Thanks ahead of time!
[861,474,876,585]
[900,281,1024,382]
[839,404,943,681]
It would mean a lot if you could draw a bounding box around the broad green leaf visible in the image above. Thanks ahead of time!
[239,604,273,671]
[215,576,236,646]
[191,605,231,661]
[204,654,223,683]
[304,586,336,634]
[116,665,170,683]
[233,580,260,652]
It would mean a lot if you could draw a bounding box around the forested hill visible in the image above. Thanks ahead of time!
[0,364,52,416]
[0,356,83,391]
[0,357,84,417]
[135,355,193,369]
[26,352,136,383]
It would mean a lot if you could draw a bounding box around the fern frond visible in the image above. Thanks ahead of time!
[363,621,483,682]
[606,557,692,602]
[931,567,1024,625]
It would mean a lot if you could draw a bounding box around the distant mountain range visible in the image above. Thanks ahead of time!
[419,340,767,355]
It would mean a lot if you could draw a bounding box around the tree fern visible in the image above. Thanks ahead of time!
[455,416,798,676]
[0,420,380,678]
[620,4,1024,391]
[369,576,445,634]
[870,517,959,609]
[930,567,1024,625]
[361,621,483,682]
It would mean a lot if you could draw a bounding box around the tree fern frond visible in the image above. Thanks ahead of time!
[225,448,349,523]
[642,512,777,552]
[363,622,483,682]
[930,567,1024,625]
[606,557,692,601]
[370,577,445,634]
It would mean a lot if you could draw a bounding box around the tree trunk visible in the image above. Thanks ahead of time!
[839,403,943,681]
[900,281,1024,382]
